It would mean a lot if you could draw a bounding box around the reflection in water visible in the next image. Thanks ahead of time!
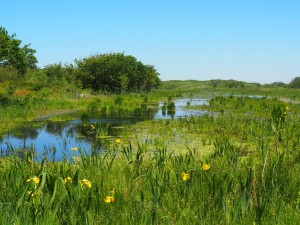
[155,98,210,119]
[45,121,68,137]
[0,98,209,161]
[167,110,175,120]
[13,125,39,140]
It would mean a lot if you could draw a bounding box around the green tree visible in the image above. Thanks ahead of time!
[289,76,300,89]
[43,63,76,83]
[0,27,38,75]
[119,74,129,94]
[141,65,161,92]
[75,53,160,93]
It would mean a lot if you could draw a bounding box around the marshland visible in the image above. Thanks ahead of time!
[1,26,300,224]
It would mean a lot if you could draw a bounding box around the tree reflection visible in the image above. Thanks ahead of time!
[45,121,68,137]
[0,104,160,160]
[13,125,39,139]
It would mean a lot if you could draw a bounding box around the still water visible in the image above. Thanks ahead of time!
[0,98,210,161]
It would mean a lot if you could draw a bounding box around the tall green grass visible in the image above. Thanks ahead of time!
[1,124,300,224]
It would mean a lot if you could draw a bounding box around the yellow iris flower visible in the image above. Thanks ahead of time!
[64,176,72,183]
[26,176,40,184]
[104,196,115,203]
[202,164,211,171]
[80,179,92,188]
[182,172,190,181]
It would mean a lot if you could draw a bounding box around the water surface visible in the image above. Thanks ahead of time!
[0,98,210,161]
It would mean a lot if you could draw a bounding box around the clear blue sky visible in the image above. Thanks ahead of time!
[1,0,299,84]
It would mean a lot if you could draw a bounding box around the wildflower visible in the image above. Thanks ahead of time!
[104,196,115,203]
[182,172,190,181]
[115,139,121,144]
[27,176,40,184]
[90,124,95,129]
[71,147,78,151]
[80,179,92,188]
[202,164,211,171]
[64,176,72,183]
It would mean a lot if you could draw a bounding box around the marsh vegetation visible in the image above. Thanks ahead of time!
[2,27,300,224]
[1,89,300,224]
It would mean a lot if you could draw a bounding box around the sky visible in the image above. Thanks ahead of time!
[1,0,299,84]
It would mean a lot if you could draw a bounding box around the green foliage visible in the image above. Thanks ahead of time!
[265,81,287,88]
[289,76,300,89]
[5,85,16,96]
[0,27,38,75]
[0,66,19,83]
[75,53,161,93]
[43,63,76,84]
[114,96,123,106]
[210,79,252,88]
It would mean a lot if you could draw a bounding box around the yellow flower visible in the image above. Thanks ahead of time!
[90,124,95,129]
[115,139,121,144]
[182,172,190,181]
[104,196,115,203]
[80,179,92,188]
[64,176,72,183]
[27,176,40,184]
[71,147,78,151]
[202,164,211,171]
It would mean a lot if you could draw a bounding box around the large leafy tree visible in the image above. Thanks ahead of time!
[0,27,38,75]
[76,53,160,93]
[289,76,300,89]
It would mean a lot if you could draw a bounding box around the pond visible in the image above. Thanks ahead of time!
[0,98,210,161]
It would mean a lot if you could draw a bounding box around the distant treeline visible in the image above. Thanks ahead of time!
[161,78,300,91]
